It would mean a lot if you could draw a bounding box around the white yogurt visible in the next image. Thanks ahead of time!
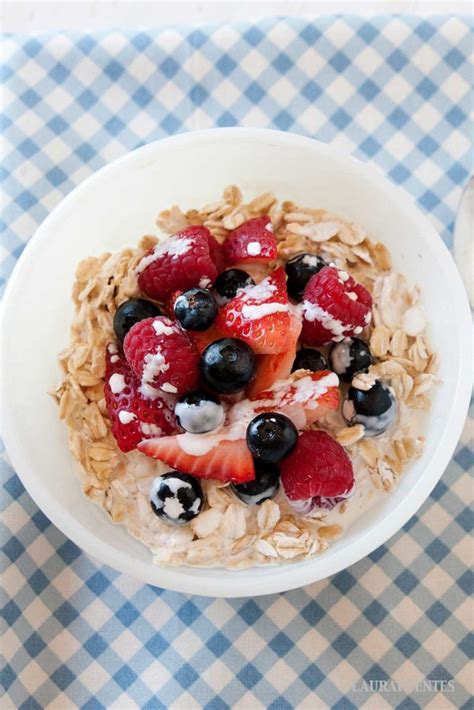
[142,349,169,386]
[136,236,194,274]
[330,340,352,374]
[140,422,163,437]
[161,382,178,394]
[108,373,126,394]
[152,319,175,336]
[241,302,288,320]
[118,410,137,424]
[302,254,320,268]
[247,241,262,256]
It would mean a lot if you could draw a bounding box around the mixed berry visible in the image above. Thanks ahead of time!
[113,298,162,344]
[200,338,256,393]
[343,380,396,437]
[231,460,280,505]
[149,472,204,525]
[328,337,373,382]
[174,287,219,331]
[285,252,326,301]
[103,216,398,528]
[175,391,224,434]
[214,268,255,305]
[246,413,298,463]
[292,347,328,373]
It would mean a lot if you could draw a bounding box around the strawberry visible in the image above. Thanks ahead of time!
[190,325,227,354]
[139,371,339,482]
[246,311,302,398]
[223,216,277,265]
[104,345,178,453]
[281,430,354,503]
[251,370,340,429]
[123,316,200,397]
[139,437,255,483]
[215,267,291,354]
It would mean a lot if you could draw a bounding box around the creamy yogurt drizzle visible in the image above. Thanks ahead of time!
[247,241,262,256]
[161,382,178,394]
[302,301,351,341]
[173,372,339,456]
[330,340,352,373]
[140,422,163,437]
[302,254,320,267]
[152,319,175,336]
[241,303,288,320]
[108,373,126,394]
[175,398,224,434]
[136,236,193,274]
[118,410,137,424]
[240,279,276,302]
[142,349,169,386]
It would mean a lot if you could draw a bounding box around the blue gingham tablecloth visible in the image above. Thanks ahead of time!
[1,15,473,710]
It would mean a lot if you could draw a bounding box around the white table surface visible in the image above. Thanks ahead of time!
[1,0,471,34]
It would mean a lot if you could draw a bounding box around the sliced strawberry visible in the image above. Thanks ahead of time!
[139,370,338,482]
[250,370,340,429]
[215,267,291,354]
[247,312,302,398]
[104,345,179,453]
[139,436,255,483]
[224,216,277,265]
[190,325,227,354]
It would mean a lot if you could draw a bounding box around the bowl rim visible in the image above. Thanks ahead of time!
[2,127,472,597]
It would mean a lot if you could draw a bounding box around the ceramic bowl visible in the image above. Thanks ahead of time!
[2,129,471,596]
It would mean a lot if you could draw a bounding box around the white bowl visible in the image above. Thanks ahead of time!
[2,129,471,597]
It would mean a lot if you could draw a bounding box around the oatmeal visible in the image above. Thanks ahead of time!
[54,186,438,568]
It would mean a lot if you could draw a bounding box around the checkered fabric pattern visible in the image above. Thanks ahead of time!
[1,15,473,709]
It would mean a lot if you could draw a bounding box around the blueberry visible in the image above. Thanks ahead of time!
[201,338,256,394]
[175,390,225,434]
[342,380,396,437]
[246,412,298,463]
[292,348,328,373]
[214,269,255,305]
[329,337,373,382]
[113,299,161,343]
[285,253,326,301]
[231,460,280,505]
[150,472,204,525]
[174,288,218,331]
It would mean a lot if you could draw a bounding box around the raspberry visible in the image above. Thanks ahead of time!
[137,225,224,301]
[223,216,277,264]
[281,430,354,501]
[123,316,200,397]
[104,345,178,452]
[301,266,372,346]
